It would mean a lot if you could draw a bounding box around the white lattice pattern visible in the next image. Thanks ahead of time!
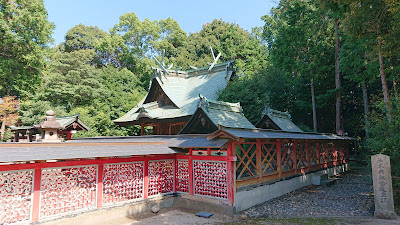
[194,161,227,199]
[148,160,174,196]
[176,160,189,193]
[40,166,97,217]
[103,162,144,205]
[0,170,33,224]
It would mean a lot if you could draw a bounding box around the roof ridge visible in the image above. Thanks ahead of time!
[198,95,243,113]
[263,107,291,119]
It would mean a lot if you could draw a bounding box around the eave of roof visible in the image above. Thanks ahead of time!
[208,126,355,141]
[0,135,230,163]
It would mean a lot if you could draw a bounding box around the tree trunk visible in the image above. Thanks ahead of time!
[311,78,317,132]
[378,39,392,123]
[335,18,342,134]
[0,121,5,142]
[393,79,399,107]
[362,82,370,139]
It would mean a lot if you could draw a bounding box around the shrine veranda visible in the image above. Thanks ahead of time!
[0,127,352,224]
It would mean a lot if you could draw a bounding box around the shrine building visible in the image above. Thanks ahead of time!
[0,59,354,224]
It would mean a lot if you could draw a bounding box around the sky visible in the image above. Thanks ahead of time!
[43,0,277,45]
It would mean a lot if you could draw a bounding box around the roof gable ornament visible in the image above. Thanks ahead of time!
[208,46,221,72]
[264,107,292,120]
[152,49,173,76]
[198,94,210,112]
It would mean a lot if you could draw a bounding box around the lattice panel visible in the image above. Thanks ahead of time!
[0,170,33,224]
[148,160,174,196]
[40,166,97,217]
[337,143,344,161]
[296,143,307,168]
[309,143,318,165]
[261,143,278,174]
[176,160,189,193]
[236,144,257,179]
[320,143,328,164]
[281,143,294,171]
[193,161,227,199]
[328,143,335,162]
[103,162,144,205]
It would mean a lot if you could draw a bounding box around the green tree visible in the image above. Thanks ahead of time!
[262,0,335,132]
[175,20,267,77]
[41,49,104,108]
[0,0,54,96]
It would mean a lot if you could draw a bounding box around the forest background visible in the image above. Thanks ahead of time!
[1,0,400,202]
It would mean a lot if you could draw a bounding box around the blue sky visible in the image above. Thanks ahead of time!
[44,0,277,45]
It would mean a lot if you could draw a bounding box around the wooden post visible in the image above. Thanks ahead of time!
[31,168,41,221]
[305,140,310,169]
[227,158,235,205]
[28,130,33,142]
[140,124,144,136]
[144,159,149,199]
[333,142,338,165]
[340,142,344,163]
[174,159,177,193]
[277,139,282,179]
[325,142,329,167]
[14,131,19,142]
[96,164,104,208]
[256,139,262,179]
[316,142,320,166]
[168,123,172,135]
[188,155,194,196]
[292,139,297,174]
[66,131,72,140]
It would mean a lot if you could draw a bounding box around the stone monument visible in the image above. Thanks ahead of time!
[371,154,397,219]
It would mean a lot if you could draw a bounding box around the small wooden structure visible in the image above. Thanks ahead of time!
[255,107,303,132]
[179,95,255,134]
[10,113,89,142]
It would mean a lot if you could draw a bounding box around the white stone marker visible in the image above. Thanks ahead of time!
[371,154,397,219]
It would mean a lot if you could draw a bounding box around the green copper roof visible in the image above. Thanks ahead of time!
[200,96,255,129]
[255,107,303,132]
[55,114,90,131]
[114,61,235,123]
[179,96,255,134]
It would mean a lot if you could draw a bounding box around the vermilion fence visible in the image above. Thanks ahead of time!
[0,154,235,224]
[233,139,349,187]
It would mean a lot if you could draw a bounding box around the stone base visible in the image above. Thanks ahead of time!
[374,210,397,220]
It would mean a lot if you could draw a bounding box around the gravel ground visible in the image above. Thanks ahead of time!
[240,167,375,218]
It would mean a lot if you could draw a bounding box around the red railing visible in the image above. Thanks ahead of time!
[0,153,235,224]
[233,139,349,187]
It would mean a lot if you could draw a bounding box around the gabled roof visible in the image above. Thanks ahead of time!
[114,61,235,124]
[11,114,90,132]
[55,114,90,131]
[207,126,355,141]
[255,107,303,132]
[179,96,256,134]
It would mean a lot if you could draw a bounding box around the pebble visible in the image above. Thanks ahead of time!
[240,167,374,218]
